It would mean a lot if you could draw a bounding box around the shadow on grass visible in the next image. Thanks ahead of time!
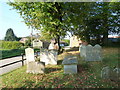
[65,47,79,52]
[45,67,62,74]
[21,80,35,88]
[77,63,91,73]
[57,59,63,65]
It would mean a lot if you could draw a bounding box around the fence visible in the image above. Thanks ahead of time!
[0,54,26,68]
[0,51,40,68]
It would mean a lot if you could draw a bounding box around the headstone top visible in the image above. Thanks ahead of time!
[62,56,78,65]
[25,48,35,63]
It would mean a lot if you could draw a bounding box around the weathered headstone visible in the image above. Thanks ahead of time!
[101,66,110,79]
[40,49,50,65]
[80,44,102,61]
[80,45,87,58]
[48,50,57,65]
[25,48,45,74]
[85,45,93,61]
[109,68,120,81]
[26,61,45,74]
[93,44,102,61]
[62,56,78,74]
[101,66,120,82]
[40,49,58,65]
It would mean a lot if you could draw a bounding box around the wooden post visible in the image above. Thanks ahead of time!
[21,53,24,66]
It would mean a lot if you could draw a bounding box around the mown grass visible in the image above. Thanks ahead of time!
[1,47,119,88]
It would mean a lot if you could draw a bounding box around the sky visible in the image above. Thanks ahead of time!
[0,1,38,40]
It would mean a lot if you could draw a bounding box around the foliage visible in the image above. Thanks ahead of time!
[1,47,119,88]
[7,2,120,46]
[7,2,67,49]
[4,28,18,41]
[1,49,25,59]
[1,48,40,59]
[24,37,31,46]
[65,2,120,45]
[1,41,23,49]
[62,39,70,45]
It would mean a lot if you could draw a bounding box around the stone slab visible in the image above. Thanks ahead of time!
[64,65,77,74]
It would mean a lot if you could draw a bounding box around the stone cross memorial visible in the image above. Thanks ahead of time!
[25,48,45,74]
[62,56,78,74]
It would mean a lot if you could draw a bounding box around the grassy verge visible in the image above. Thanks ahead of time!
[1,49,25,59]
[1,47,119,88]
[1,48,40,60]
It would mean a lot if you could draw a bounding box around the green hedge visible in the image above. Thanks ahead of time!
[1,49,25,59]
[1,41,23,49]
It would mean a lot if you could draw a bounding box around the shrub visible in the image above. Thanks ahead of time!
[1,41,23,49]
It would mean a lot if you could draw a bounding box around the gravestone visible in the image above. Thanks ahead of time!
[101,66,110,79]
[26,61,45,74]
[25,48,45,74]
[48,50,57,65]
[101,66,120,82]
[80,44,102,61]
[40,49,58,65]
[80,45,87,58]
[93,44,102,61]
[40,49,50,65]
[85,45,93,61]
[25,48,35,64]
[110,67,120,82]
[62,56,78,74]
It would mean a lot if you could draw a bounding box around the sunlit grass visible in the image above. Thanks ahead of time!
[1,47,119,88]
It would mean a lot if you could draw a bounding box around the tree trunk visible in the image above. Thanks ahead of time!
[103,31,108,46]
[57,35,61,54]
[96,34,101,44]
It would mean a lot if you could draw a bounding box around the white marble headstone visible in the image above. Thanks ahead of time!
[40,49,50,65]
[25,48,35,63]
[48,50,57,65]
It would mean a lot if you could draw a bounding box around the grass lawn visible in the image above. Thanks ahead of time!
[1,48,40,59]
[1,47,119,88]
[1,49,25,59]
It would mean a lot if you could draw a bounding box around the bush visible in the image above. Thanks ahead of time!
[1,41,23,49]
[1,49,25,59]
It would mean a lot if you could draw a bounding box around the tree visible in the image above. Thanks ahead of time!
[8,2,69,53]
[66,2,120,45]
[4,28,18,41]
[8,1,120,47]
